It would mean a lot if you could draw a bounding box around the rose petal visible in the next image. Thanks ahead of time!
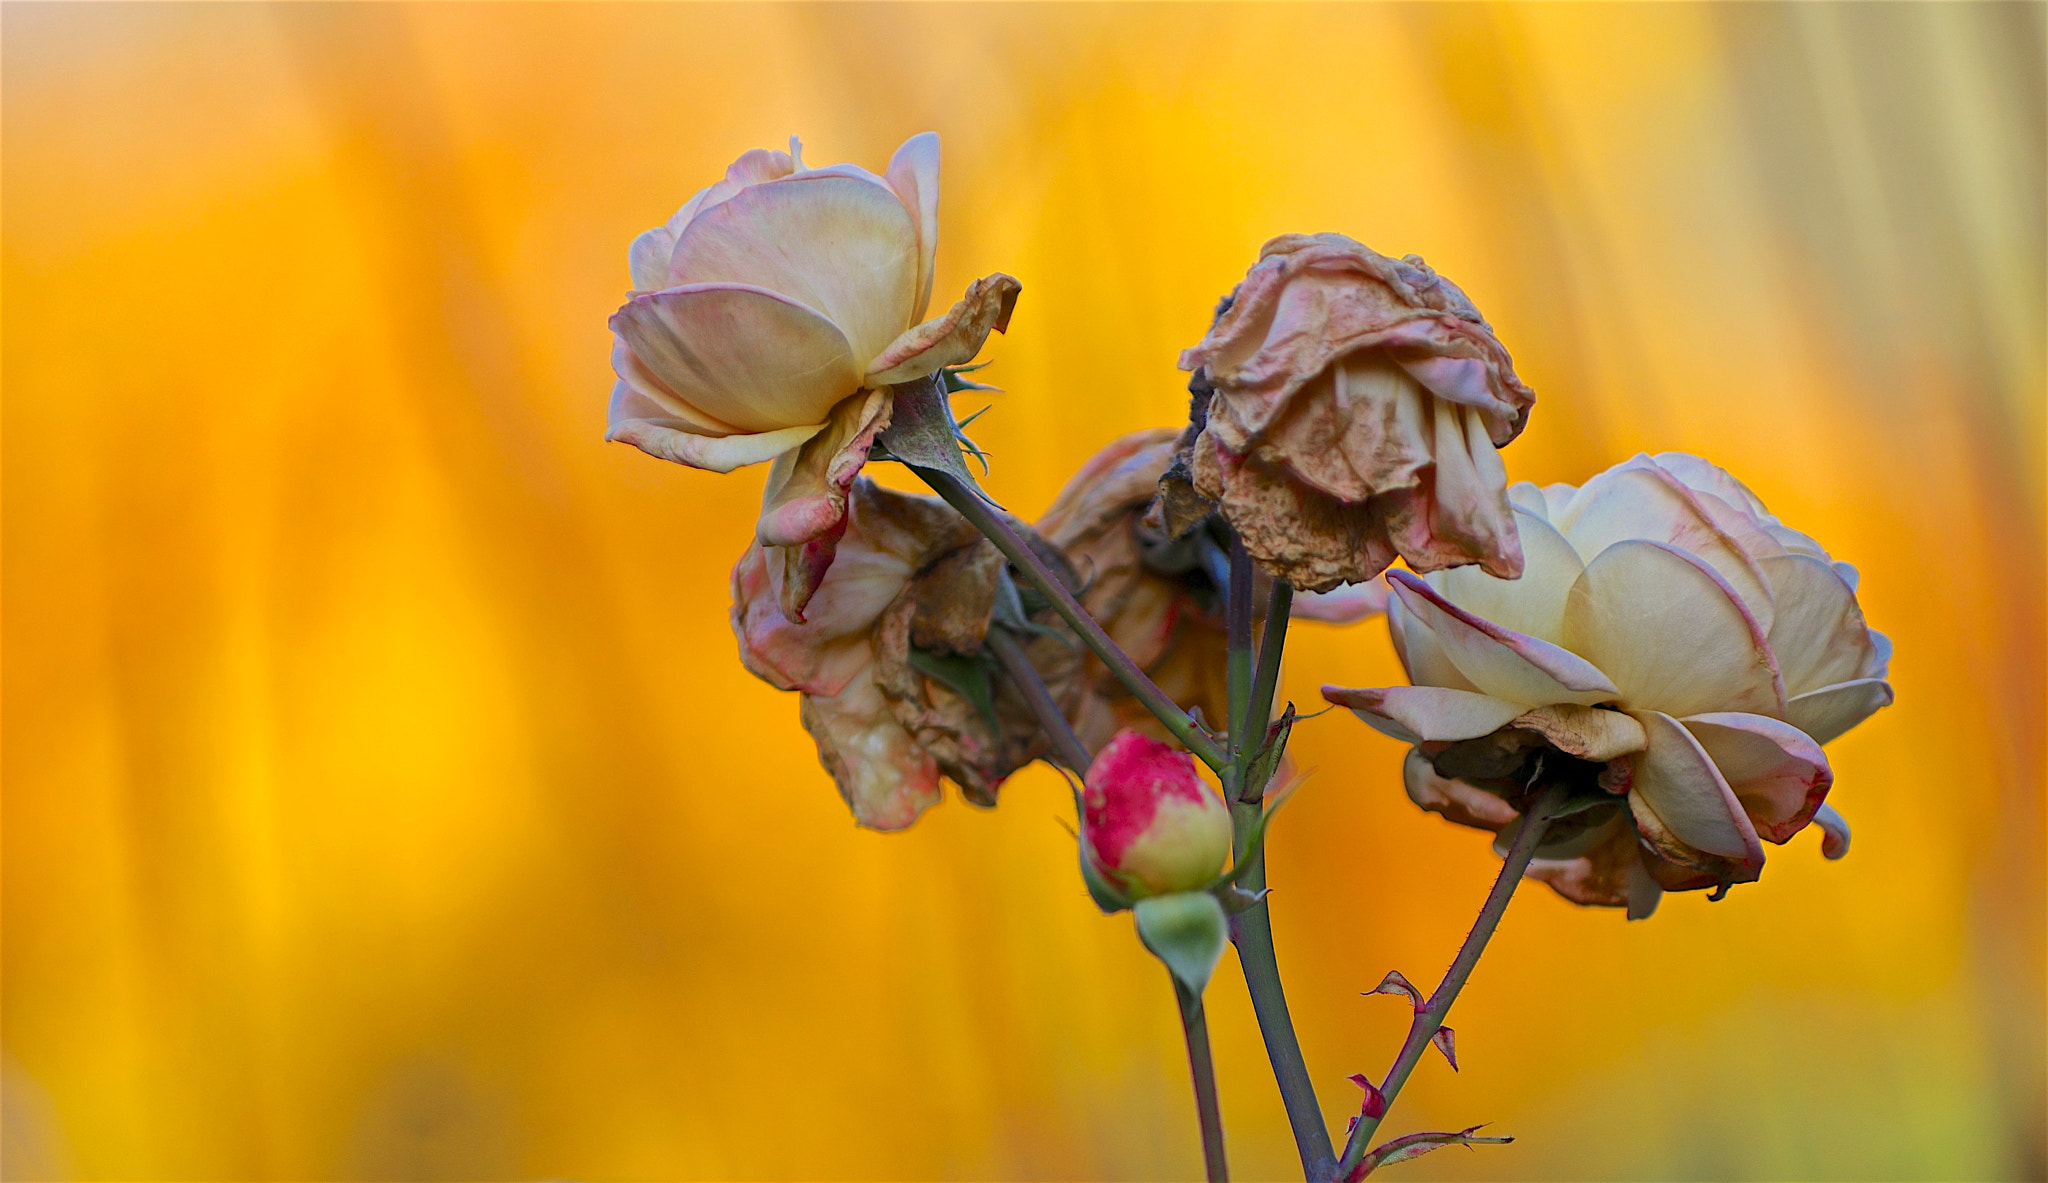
[670,172,918,366]
[1562,540,1785,718]
[1552,459,1776,633]
[628,225,678,292]
[1388,570,1619,708]
[1786,678,1894,745]
[1760,553,1879,696]
[1681,711,1832,843]
[605,380,824,472]
[1508,703,1647,762]
[1403,747,1520,830]
[1322,684,1525,745]
[759,390,893,619]
[1812,802,1851,859]
[731,542,903,697]
[1291,579,1389,623]
[799,666,943,831]
[1627,710,1767,868]
[611,283,862,434]
[1387,591,1479,692]
[863,273,1022,386]
[1430,506,1583,643]
[885,132,941,323]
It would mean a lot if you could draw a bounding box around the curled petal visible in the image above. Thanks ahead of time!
[1562,540,1784,718]
[1508,703,1647,762]
[1322,684,1524,745]
[884,132,941,322]
[863,273,1022,386]
[759,391,895,619]
[1812,802,1851,859]
[1389,570,1619,708]
[1682,711,1832,843]
[1292,579,1389,624]
[1387,589,1478,692]
[1760,553,1881,696]
[1628,710,1767,871]
[1786,677,1895,745]
[606,381,824,472]
[1525,819,1640,908]
[799,667,943,831]
[1403,747,1520,830]
[670,172,918,366]
[610,283,861,435]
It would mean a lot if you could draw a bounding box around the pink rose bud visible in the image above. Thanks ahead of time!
[1082,730,1231,899]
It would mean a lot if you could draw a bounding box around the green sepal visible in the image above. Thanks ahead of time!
[875,372,995,500]
[1078,834,1134,914]
[1133,891,1230,994]
[908,646,1002,740]
[1238,704,1297,803]
[1220,779,1301,892]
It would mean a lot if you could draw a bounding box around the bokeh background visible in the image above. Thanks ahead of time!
[5,3,2043,1180]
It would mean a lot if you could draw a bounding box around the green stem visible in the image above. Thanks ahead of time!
[1174,975,1231,1183]
[1243,580,1293,791]
[1334,782,1569,1178]
[911,465,1228,770]
[1225,535,1255,761]
[984,625,1092,773]
[1230,804,1338,1181]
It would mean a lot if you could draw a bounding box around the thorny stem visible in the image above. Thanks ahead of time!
[912,465,1228,771]
[1334,781,1572,1179]
[1223,552,1337,1182]
[1174,975,1231,1183]
[984,625,1092,773]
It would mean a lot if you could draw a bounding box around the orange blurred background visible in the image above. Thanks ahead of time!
[5,4,2042,1180]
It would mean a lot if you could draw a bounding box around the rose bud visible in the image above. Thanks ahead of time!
[1082,730,1232,899]
[608,133,1020,617]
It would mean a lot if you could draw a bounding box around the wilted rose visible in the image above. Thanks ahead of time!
[1082,730,1232,899]
[733,477,1091,830]
[609,133,1020,617]
[1324,452,1891,918]
[1178,234,1535,594]
[1036,428,1376,751]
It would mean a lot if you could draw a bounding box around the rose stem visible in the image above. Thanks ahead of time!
[1225,534,1255,767]
[1174,974,1231,1183]
[1334,782,1571,1178]
[984,625,1093,773]
[911,465,1228,770]
[1224,560,1336,1182]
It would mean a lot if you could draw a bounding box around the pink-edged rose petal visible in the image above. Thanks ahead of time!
[1786,677,1895,745]
[1388,570,1619,708]
[1682,711,1832,843]
[1627,710,1768,869]
[863,273,1022,386]
[884,132,941,322]
[670,172,918,366]
[1812,802,1851,859]
[611,282,861,434]
[605,381,823,472]
[1562,539,1784,718]
[1403,747,1520,829]
[1760,553,1880,696]
[1322,684,1525,745]
[1430,506,1583,643]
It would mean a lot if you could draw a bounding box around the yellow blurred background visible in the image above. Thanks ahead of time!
[4,4,2042,1180]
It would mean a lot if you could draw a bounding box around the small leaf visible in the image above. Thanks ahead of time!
[1367,971,1424,1013]
[1431,1026,1458,1071]
[907,646,1002,739]
[1348,1073,1387,1119]
[1354,1125,1512,1178]
[1133,892,1230,993]
[1239,706,1296,803]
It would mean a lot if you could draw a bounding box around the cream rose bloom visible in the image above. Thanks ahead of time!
[1178,234,1536,594]
[609,133,1019,617]
[1324,453,1891,918]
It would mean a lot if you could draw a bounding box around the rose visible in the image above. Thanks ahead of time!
[1177,234,1536,594]
[1323,452,1891,918]
[733,477,1092,830]
[1082,730,1232,899]
[609,133,1020,617]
